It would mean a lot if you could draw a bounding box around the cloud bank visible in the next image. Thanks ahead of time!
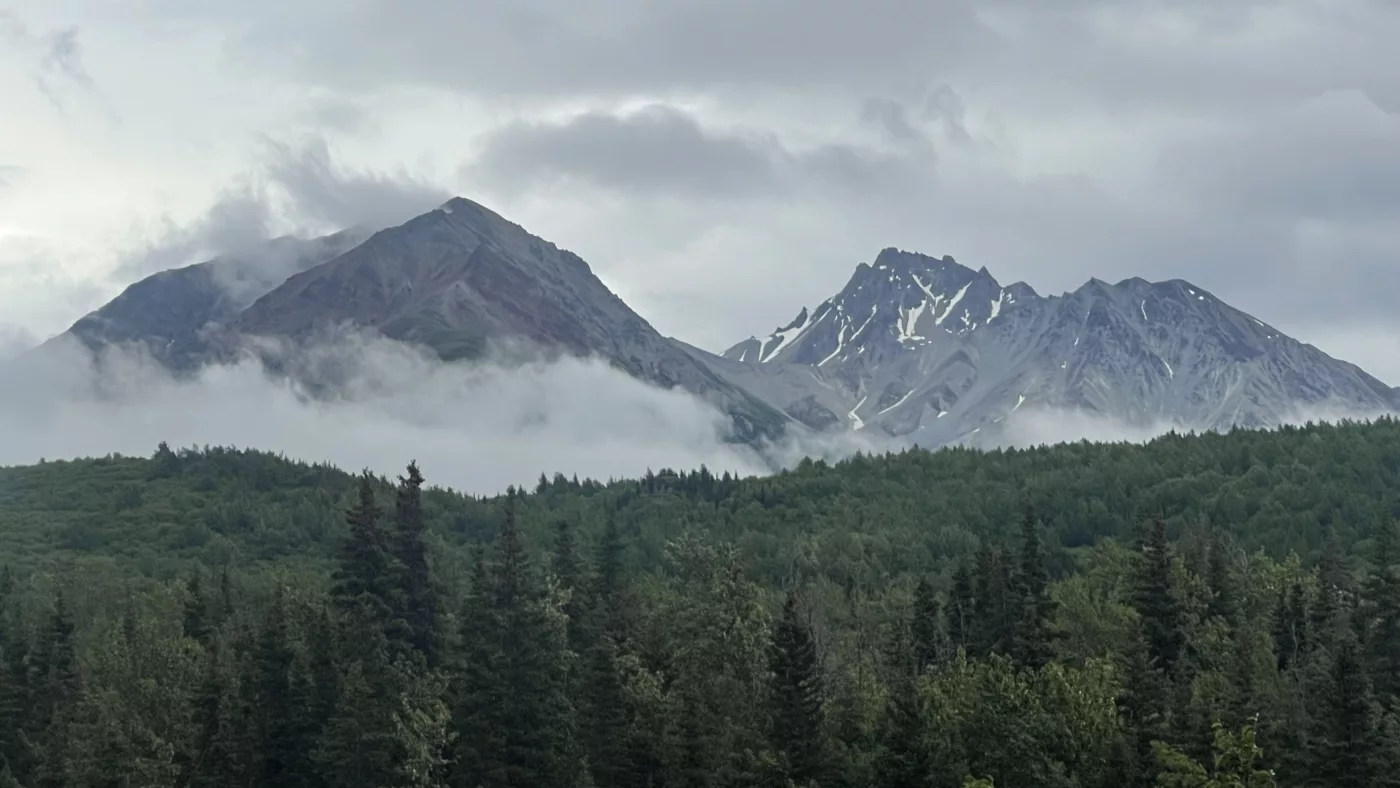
[0,333,788,495]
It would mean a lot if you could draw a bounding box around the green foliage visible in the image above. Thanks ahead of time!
[1,418,1400,784]
[1154,719,1277,788]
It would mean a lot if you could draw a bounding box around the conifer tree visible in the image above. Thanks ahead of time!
[582,638,632,788]
[948,562,974,654]
[911,577,943,673]
[452,549,504,788]
[1205,532,1239,626]
[454,489,579,788]
[1012,511,1058,670]
[876,624,933,788]
[1311,526,1350,641]
[1134,519,1185,678]
[551,519,589,660]
[1365,520,1400,701]
[768,592,825,786]
[255,591,302,787]
[393,461,442,666]
[1309,637,1378,788]
[27,592,78,788]
[188,643,244,788]
[972,547,1014,657]
[183,571,213,646]
[331,472,396,631]
[593,517,632,646]
[1271,581,1307,672]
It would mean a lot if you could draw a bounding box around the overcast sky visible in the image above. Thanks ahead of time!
[2,0,1397,382]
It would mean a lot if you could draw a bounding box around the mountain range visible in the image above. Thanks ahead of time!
[34,196,1400,452]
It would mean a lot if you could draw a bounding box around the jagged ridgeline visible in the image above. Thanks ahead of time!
[0,418,1398,785]
[34,196,1398,457]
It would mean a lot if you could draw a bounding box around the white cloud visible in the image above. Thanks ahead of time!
[0,333,787,494]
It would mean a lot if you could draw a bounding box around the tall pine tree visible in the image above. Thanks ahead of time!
[768,592,825,786]
[1012,511,1058,670]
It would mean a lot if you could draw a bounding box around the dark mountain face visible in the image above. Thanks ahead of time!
[45,198,789,446]
[55,229,371,370]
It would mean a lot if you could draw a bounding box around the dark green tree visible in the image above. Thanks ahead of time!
[768,592,825,786]
[183,571,214,646]
[972,546,1014,658]
[1308,637,1378,788]
[393,461,442,666]
[948,562,975,654]
[1012,511,1058,670]
[911,577,943,673]
[188,643,245,788]
[1271,581,1307,673]
[1365,520,1400,701]
[875,627,933,788]
[254,591,304,788]
[26,592,78,788]
[1134,519,1185,679]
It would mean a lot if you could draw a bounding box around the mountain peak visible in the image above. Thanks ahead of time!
[723,249,1030,366]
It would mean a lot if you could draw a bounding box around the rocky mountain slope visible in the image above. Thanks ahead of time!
[725,248,1400,446]
[44,198,789,444]
[36,199,1397,453]
[55,229,371,369]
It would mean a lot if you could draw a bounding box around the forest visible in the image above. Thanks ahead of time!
[1,416,1400,786]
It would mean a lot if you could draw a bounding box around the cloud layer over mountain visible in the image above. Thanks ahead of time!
[0,334,776,494]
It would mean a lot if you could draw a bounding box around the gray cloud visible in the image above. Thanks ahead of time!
[0,166,24,188]
[0,12,103,111]
[0,333,779,494]
[146,0,1398,120]
[0,324,36,363]
[117,136,449,281]
[10,0,1400,400]
[465,102,935,202]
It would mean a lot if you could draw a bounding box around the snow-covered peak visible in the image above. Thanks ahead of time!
[723,249,1040,367]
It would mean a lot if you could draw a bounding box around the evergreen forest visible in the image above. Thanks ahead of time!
[2,416,1400,786]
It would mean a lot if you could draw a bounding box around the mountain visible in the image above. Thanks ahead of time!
[725,248,1400,445]
[54,229,371,369]
[41,197,790,445]
[38,200,1397,454]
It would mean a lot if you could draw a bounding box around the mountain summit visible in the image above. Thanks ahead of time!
[724,249,1037,368]
[39,197,1399,452]
[724,251,1399,445]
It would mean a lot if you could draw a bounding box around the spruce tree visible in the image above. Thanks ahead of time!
[551,519,589,661]
[972,546,1014,657]
[875,624,933,788]
[1206,532,1240,626]
[1012,511,1058,670]
[254,591,302,788]
[27,592,78,788]
[454,489,579,788]
[910,577,942,673]
[393,461,442,666]
[1309,637,1378,788]
[1133,519,1185,678]
[183,571,213,646]
[768,592,825,786]
[948,562,975,654]
[331,472,396,631]
[582,638,632,788]
[1311,526,1350,642]
[452,549,505,788]
[1272,581,1308,672]
[1366,520,1400,701]
[188,643,244,788]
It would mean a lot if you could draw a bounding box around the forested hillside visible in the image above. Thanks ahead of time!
[1,417,1399,786]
